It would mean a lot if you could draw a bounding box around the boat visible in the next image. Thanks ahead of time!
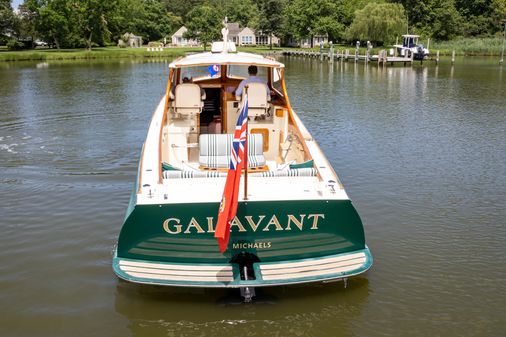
[112,25,372,300]
[393,34,429,60]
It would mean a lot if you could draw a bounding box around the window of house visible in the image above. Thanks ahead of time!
[242,36,253,45]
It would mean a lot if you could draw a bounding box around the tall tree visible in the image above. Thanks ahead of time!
[70,0,118,50]
[285,0,345,47]
[394,0,462,40]
[0,0,16,39]
[161,0,203,20]
[220,0,259,29]
[36,0,69,49]
[346,2,407,45]
[257,0,285,49]
[456,0,506,36]
[142,0,181,42]
[184,4,222,50]
[17,0,39,43]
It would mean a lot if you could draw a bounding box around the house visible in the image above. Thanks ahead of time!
[299,35,329,48]
[227,22,241,44]
[255,32,280,46]
[171,26,198,46]
[238,27,256,46]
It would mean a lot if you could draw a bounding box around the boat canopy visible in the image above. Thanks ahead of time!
[169,51,284,69]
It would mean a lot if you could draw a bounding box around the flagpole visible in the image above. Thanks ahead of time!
[244,85,249,201]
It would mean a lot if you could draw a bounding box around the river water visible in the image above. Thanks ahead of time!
[0,56,505,337]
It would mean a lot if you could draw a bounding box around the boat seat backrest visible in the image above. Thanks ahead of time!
[174,83,203,115]
[244,82,269,117]
[199,133,266,168]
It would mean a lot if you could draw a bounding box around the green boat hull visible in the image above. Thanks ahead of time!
[113,189,372,287]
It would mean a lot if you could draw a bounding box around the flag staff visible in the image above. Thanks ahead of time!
[244,85,249,201]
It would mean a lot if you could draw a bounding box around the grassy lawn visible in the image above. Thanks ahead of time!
[283,37,505,56]
[0,45,284,62]
[431,37,505,56]
[0,46,191,62]
[1,38,502,62]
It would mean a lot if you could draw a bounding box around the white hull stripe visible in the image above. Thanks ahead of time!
[258,252,366,281]
[119,260,234,282]
[124,272,233,283]
[119,260,232,271]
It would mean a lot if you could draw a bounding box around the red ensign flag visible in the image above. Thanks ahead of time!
[215,96,248,253]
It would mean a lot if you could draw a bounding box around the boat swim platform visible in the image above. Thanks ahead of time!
[112,246,372,287]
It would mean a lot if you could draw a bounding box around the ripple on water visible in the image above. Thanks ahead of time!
[1,59,506,337]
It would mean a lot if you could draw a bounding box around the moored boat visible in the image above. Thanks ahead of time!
[113,26,372,299]
[393,34,429,60]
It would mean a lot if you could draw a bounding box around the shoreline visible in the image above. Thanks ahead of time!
[0,44,503,63]
[0,46,284,62]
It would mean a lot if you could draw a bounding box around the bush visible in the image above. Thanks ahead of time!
[6,39,25,50]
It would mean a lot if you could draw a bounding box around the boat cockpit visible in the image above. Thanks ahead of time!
[160,56,314,181]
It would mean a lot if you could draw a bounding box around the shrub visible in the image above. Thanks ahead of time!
[6,39,25,50]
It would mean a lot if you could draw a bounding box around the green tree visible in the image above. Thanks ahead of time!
[394,0,462,40]
[17,0,39,44]
[257,0,285,49]
[346,2,407,45]
[184,4,222,50]
[220,0,259,29]
[161,0,203,20]
[0,0,16,40]
[456,0,506,36]
[69,0,118,50]
[36,0,70,49]
[110,0,182,43]
[142,0,181,42]
[285,0,345,47]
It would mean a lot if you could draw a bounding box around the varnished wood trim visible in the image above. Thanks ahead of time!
[280,72,313,162]
[251,128,269,152]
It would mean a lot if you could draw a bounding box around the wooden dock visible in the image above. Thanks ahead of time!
[282,49,415,66]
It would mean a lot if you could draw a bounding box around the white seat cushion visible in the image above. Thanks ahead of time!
[199,134,266,168]
[174,83,203,115]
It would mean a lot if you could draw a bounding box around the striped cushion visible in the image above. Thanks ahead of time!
[163,171,227,179]
[199,134,266,168]
[260,168,317,177]
[162,168,317,179]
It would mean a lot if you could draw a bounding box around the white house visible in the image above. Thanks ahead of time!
[171,26,198,46]
[300,35,329,48]
[238,27,256,46]
[255,32,280,46]
[227,22,241,44]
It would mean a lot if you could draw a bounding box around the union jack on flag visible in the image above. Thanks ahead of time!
[215,95,249,253]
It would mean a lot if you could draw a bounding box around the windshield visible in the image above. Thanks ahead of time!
[180,65,221,81]
[227,65,268,80]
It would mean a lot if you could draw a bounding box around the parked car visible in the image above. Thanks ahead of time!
[34,40,48,47]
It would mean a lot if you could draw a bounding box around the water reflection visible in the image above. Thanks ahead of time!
[1,57,506,337]
[115,278,369,337]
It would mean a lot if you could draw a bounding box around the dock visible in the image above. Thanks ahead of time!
[282,48,415,66]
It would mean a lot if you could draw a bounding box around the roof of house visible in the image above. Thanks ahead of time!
[238,27,255,36]
[172,26,187,38]
[228,23,241,36]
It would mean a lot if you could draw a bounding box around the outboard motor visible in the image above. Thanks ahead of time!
[416,44,425,60]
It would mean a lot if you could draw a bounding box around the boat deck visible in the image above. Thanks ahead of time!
[138,175,349,205]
